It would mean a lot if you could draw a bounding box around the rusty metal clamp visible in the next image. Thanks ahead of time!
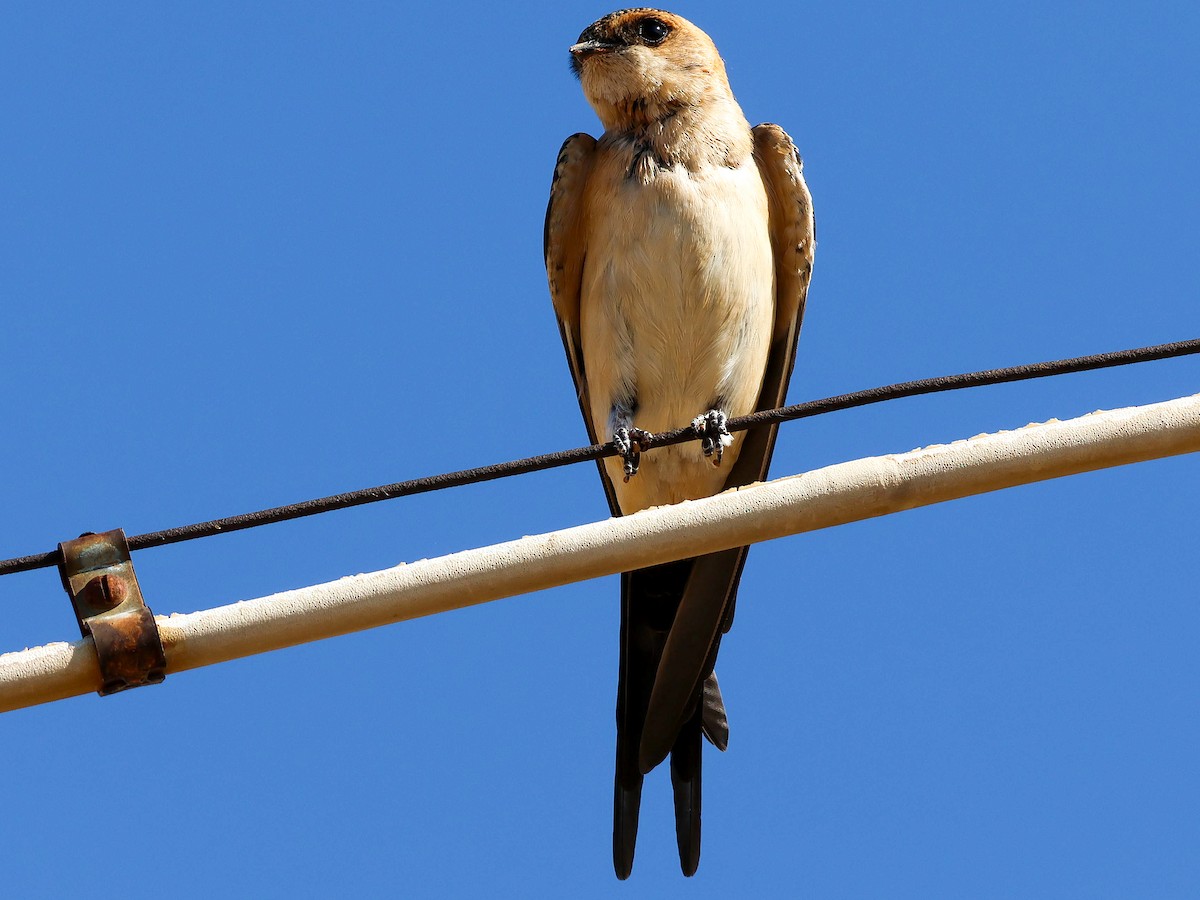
[58,529,167,696]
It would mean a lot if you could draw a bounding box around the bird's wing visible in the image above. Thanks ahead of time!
[638,123,815,773]
[544,132,621,517]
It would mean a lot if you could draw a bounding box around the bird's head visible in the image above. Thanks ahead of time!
[569,9,732,131]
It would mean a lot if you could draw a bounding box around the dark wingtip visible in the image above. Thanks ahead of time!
[670,710,703,877]
[675,797,700,876]
[613,782,642,879]
[672,774,701,877]
[614,854,633,880]
[679,843,700,877]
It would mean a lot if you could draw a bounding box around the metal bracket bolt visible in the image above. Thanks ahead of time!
[58,529,167,696]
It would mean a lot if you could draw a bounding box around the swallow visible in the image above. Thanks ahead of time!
[544,9,814,878]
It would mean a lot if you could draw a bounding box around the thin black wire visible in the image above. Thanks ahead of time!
[2,337,1197,577]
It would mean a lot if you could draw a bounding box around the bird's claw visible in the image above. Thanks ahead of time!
[692,410,733,466]
[614,426,654,481]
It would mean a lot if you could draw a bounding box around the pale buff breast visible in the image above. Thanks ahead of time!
[579,155,775,513]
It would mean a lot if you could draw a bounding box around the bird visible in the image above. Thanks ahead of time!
[544,8,814,878]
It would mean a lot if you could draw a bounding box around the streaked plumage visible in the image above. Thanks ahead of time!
[544,8,814,878]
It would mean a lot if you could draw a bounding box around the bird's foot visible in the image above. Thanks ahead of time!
[691,410,732,466]
[613,426,654,482]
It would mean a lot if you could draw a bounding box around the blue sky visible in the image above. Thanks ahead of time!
[2,2,1198,896]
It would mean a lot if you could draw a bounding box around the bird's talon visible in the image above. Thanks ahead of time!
[691,410,733,466]
[614,426,654,480]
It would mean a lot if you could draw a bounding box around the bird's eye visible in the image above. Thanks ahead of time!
[637,18,670,45]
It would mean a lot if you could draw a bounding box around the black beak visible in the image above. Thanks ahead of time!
[569,39,618,60]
